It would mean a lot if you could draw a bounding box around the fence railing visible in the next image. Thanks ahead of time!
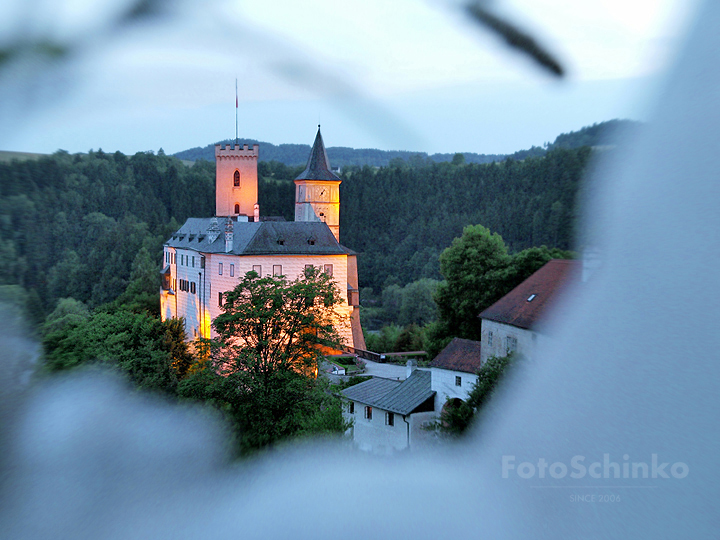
[341,346,383,363]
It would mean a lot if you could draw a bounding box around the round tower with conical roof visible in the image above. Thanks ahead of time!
[294,126,342,241]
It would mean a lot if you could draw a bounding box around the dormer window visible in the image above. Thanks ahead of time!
[234,170,240,187]
[307,235,316,246]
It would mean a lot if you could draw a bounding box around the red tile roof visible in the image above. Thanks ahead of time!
[430,337,483,374]
[479,259,580,330]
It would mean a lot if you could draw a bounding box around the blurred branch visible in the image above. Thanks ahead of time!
[465,1,564,77]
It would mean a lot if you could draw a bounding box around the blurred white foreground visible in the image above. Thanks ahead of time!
[2,1,719,537]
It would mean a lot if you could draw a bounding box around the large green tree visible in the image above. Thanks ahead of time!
[178,268,349,455]
[432,224,511,344]
[42,306,194,395]
[427,225,572,356]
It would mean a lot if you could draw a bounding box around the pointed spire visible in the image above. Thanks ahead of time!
[295,126,341,181]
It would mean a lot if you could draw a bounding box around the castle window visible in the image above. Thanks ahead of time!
[192,256,195,268]
[234,204,240,214]
[190,282,196,294]
[230,264,234,277]
[385,412,394,426]
[506,336,518,354]
[348,402,354,414]
[324,264,333,277]
[488,331,493,347]
[252,265,262,276]
[455,376,462,387]
[273,265,282,276]
[234,170,240,187]
[364,406,372,420]
[218,292,223,306]
[305,264,314,276]
[219,263,223,275]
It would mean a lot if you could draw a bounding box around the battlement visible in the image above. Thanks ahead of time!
[215,144,259,160]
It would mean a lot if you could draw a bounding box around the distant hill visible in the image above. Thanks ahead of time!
[548,119,642,150]
[174,139,506,167]
[173,119,640,167]
[0,150,47,163]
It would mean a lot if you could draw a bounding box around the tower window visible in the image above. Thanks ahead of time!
[234,203,240,214]
[234,170,240,187]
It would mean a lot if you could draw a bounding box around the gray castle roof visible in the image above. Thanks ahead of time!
[294,127,341,182]
[342,370,435,416]
[165,218,348,256]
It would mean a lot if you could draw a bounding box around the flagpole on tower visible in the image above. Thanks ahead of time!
[235,78,239,145]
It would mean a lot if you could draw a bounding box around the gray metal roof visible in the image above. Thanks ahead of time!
[165,218,347,256]
[341,370,435,416]
[341,378,400,406]
[294,127,341,182]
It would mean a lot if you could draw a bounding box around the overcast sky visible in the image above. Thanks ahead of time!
[0,0,701,156]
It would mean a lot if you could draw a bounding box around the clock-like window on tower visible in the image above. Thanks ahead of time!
[234,170,240,187]
[234,203,240,214]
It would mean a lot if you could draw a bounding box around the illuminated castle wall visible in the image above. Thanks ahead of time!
[160,129,365,351]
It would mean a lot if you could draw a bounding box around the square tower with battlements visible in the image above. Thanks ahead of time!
[215,143,259,218]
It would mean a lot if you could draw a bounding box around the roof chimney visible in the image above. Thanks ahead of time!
[224,217,233,253]
[207,217,221,244]
[254,203,260,222]
[406,359,417,379]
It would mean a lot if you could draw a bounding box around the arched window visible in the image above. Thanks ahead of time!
[234,203,240,214]
[233,170,240,186]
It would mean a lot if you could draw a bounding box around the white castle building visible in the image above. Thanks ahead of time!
[160,128,365,350]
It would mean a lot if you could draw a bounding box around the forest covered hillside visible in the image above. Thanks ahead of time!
[0,120,631,328]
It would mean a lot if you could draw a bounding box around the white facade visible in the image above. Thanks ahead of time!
[161,248,354,344]
[430,367,479,410]
[342,400,436,455]
[480,319,538,363]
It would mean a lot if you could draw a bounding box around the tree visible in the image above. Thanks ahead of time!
[432,225,511,345]
[212,268,344,374]
[398,278,439,326]
[178,268,348,455]
[427,225,574,358]
[42,307,194,396]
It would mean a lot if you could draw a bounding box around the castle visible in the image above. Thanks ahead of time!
[160,128,365,350]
